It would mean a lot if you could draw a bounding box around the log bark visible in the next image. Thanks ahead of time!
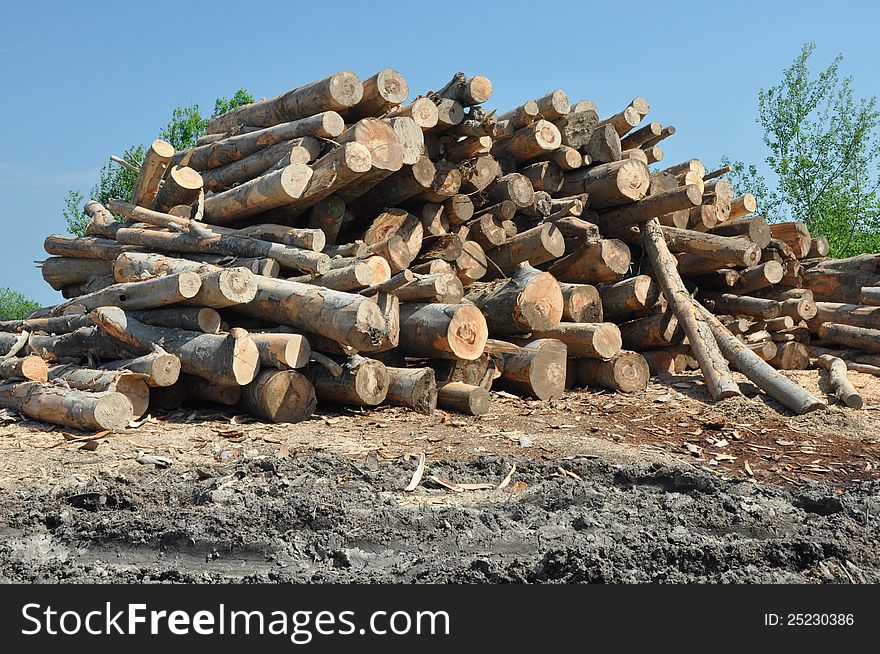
[483,223,565,277]
[201,164,313,224]
[242,369,317,422]
[575,351,649,393]
[44,234,136,260]
[561,159,649,208]
[619,312,682,349]
[397,303,487,360]
[0,382,133,431]
[41,257,114,291]
[48,365,149,418]
[816,354,863,409]
[708,215,771,248]
[529,322,622,358]
[0,356,49,382]
[664,228,761,265]
[131,139,175,207]
[546,239,630,284]
[486,173,535,208]
[200,139,318,192]
[599,275,662,321]
[115,227,330,274]
[465,264,563,334]
[859,287,880,306]
[701,293,781,319]
[184,375,242,406]
[304,355,389,406]
[553,109,599,149]
[53,271,202,314]
[520,161,564,194]
[494,338,567,400]
[436,382,490,415]
[817,322,880,353]
[93,310,260,386]
[583,124,622,164]
[597,184,703,231]
[384,366,437,413]
[153,166,203,213]
[560,283,602,322]
[129,308,221,333]
[250,333,311,370]
[695,302,825,414]
[205,72,362,133]
[102,347,181,387]
[459,155,501,194]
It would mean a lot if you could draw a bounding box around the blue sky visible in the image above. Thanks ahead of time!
[2,0,879,304]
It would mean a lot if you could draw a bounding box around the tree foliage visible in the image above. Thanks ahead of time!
[725,44,880,257]
[0,287,40,321]
[63,88,254,235]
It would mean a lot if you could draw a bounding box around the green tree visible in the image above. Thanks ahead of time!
[63,88,254,235]
[724,43,880,257]
[0,287,40,320]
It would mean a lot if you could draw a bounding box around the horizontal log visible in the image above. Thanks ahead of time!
[529,322,622,358]
[0,382,132,431]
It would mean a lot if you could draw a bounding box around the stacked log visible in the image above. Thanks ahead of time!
[8,66,856,433]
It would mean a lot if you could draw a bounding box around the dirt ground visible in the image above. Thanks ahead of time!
[1,368,878,583]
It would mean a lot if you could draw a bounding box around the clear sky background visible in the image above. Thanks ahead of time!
[2,0,879,304]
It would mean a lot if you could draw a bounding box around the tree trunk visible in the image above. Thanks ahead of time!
[619,312,683,349]
[546,239,630,284]
[487,338,565,400]
[694,302,824,414]
[520,161,564,194]
[44,234,135,260]
[663,228,761,266]
[597,185,703,231]
[93,310,260,386]
[390,273,464,303]
[575,351,650,393]
[459,155,501,193]
[817,322,880,353]
[238,277,397,352]
[436,382,490,415]
[483,223,565,278]
[153,166,203,213]
[560,283,602,322]
[101,347,181,387]
[308,197,347,245]
[807,237,830,258]
[816,354,863,409]
[528,322,622,358]
[131,139,175,207]
[553,109,599,149]
[599,275,662,321]
[205,72,362,133]
[493,120,561,161]
[561,159,649,208]
[397,303,487,360]
[201,164,313,224]
[48,365,149,418]
[41,257,114,291]
[769,222,812,258]
[304,355,389,406]
[708,214,771,248]
[0,382,133,431]
[701,293,781,319]
[115,226,330,274]
[0,356,49,382]
[341,67,409,121]
[455,240,487,286]
[53,272,202,314]
[129,308,221,333]
[768,341,810,370]
[384,366,437,413]
[465,264,563,334]
[583,124,622,164]
[242,369,317,422]
[250,333,311,370]
[386,97,439,130]
[438,73,494,107]
[184,375,242,406]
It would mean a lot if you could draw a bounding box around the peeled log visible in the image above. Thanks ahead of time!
[482,223,565,278]
[561,159,649,209]
[53,271,202,315]
[305,355,389,406]
[250,333,311,369]
[547,239,631,284]
[494,338,567,400]
[206,72,363,133]
[0,382,133,431]
[398,303,487,360]
[44,234,135,261]
[93,310,259,387]
[0,356,49,382]
[465,264,563,334]
[816,354,863,409]
[41,257,113,291]
[436,382,490,415]
[529,322,622,359]
[131,139,174,207]
[384,367,437,413]
[575,351,649,393]
[242,369,317,422]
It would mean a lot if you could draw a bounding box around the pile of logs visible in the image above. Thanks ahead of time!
[4,67,873,432]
